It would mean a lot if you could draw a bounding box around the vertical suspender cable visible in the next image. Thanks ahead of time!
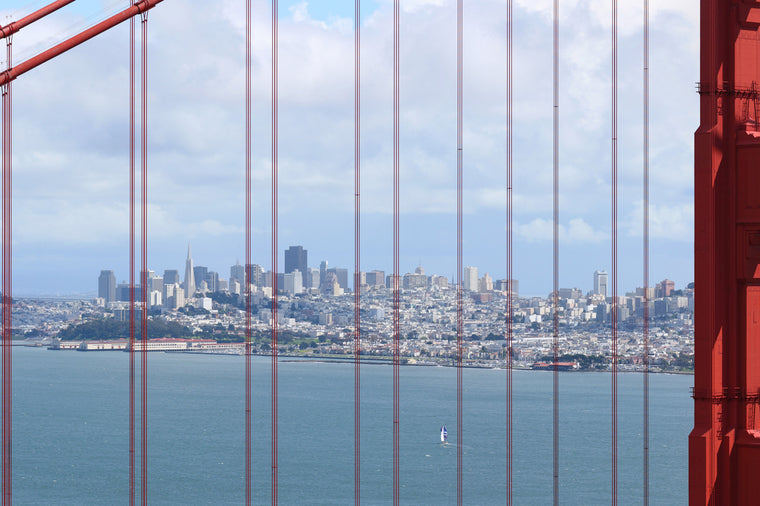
[642,0,650,502]
[8,41,11,506]
[611,0,618,502]
[392,0,400,503]
[245,0,252,502]
[552,0,560,504]
[129,8,136,506]
[354,0,361,503]
[506,0,514,502]
[1,79,4,506]
[1,33,11,506]
[271,0,279,502]
[140,11,148,506]
[456,0,463,504]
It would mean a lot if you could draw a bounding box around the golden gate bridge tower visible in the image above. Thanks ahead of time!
[691,0,760,503]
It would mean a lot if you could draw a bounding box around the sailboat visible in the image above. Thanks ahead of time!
[440,426,448,444]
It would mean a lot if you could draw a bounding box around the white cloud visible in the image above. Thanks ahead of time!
[0,0,698,293]
[517,217,607,244]
[626,201,693,242]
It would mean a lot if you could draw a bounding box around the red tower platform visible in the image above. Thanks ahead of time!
[691,1,760,504]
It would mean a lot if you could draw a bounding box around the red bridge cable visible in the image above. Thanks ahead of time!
[353,0,361,503]
[1,34,12,506]
[0,0,165,88]
[129,8,136,506]
[506,0,514,502]
[642,0,650,502]
[271,0,279,502]
[0,0,75,40]
[245,0,252,503]
[140,11,148,506]
[456,0,463,503]
[392,0,400,503]
[611,0,619,502]
[552,0,560,503]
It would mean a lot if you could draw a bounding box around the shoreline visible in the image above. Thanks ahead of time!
[25,344,695,375]
[209,350,696,375]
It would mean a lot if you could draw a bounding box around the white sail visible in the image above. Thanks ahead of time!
[440,426,448,443]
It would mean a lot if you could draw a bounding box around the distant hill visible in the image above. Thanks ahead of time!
[57,318,193,341]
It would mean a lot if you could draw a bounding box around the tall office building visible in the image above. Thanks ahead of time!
[230,261,245,285]
[463,266,479,291]
[320,271,340,295]
[327,268,348,290]
[495,279,519,297]
[479,273,493,293]
[117,282,140,302]
[656,279,675,298]
[366,270,385,287]
[98,270,116,302]
[193,266,208,288]
[184,243,196,298]
[284,270,304,295]
[206,271,219,292]
[320,260,328,284]
[250,264,264,286]
[306,267,320,289]
[163,269,180,285]
[594,270,608,298]
[151,276,164,294]
[285,246,308,276]
[403,272,427,290]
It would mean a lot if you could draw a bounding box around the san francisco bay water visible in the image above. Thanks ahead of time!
[10,347,690,504]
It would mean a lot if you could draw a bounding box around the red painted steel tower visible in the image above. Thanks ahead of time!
[691,1,760,503]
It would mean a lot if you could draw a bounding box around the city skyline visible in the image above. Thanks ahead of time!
[96,242,687,299]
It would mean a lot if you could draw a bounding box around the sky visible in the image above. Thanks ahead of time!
[0,0,697,297]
